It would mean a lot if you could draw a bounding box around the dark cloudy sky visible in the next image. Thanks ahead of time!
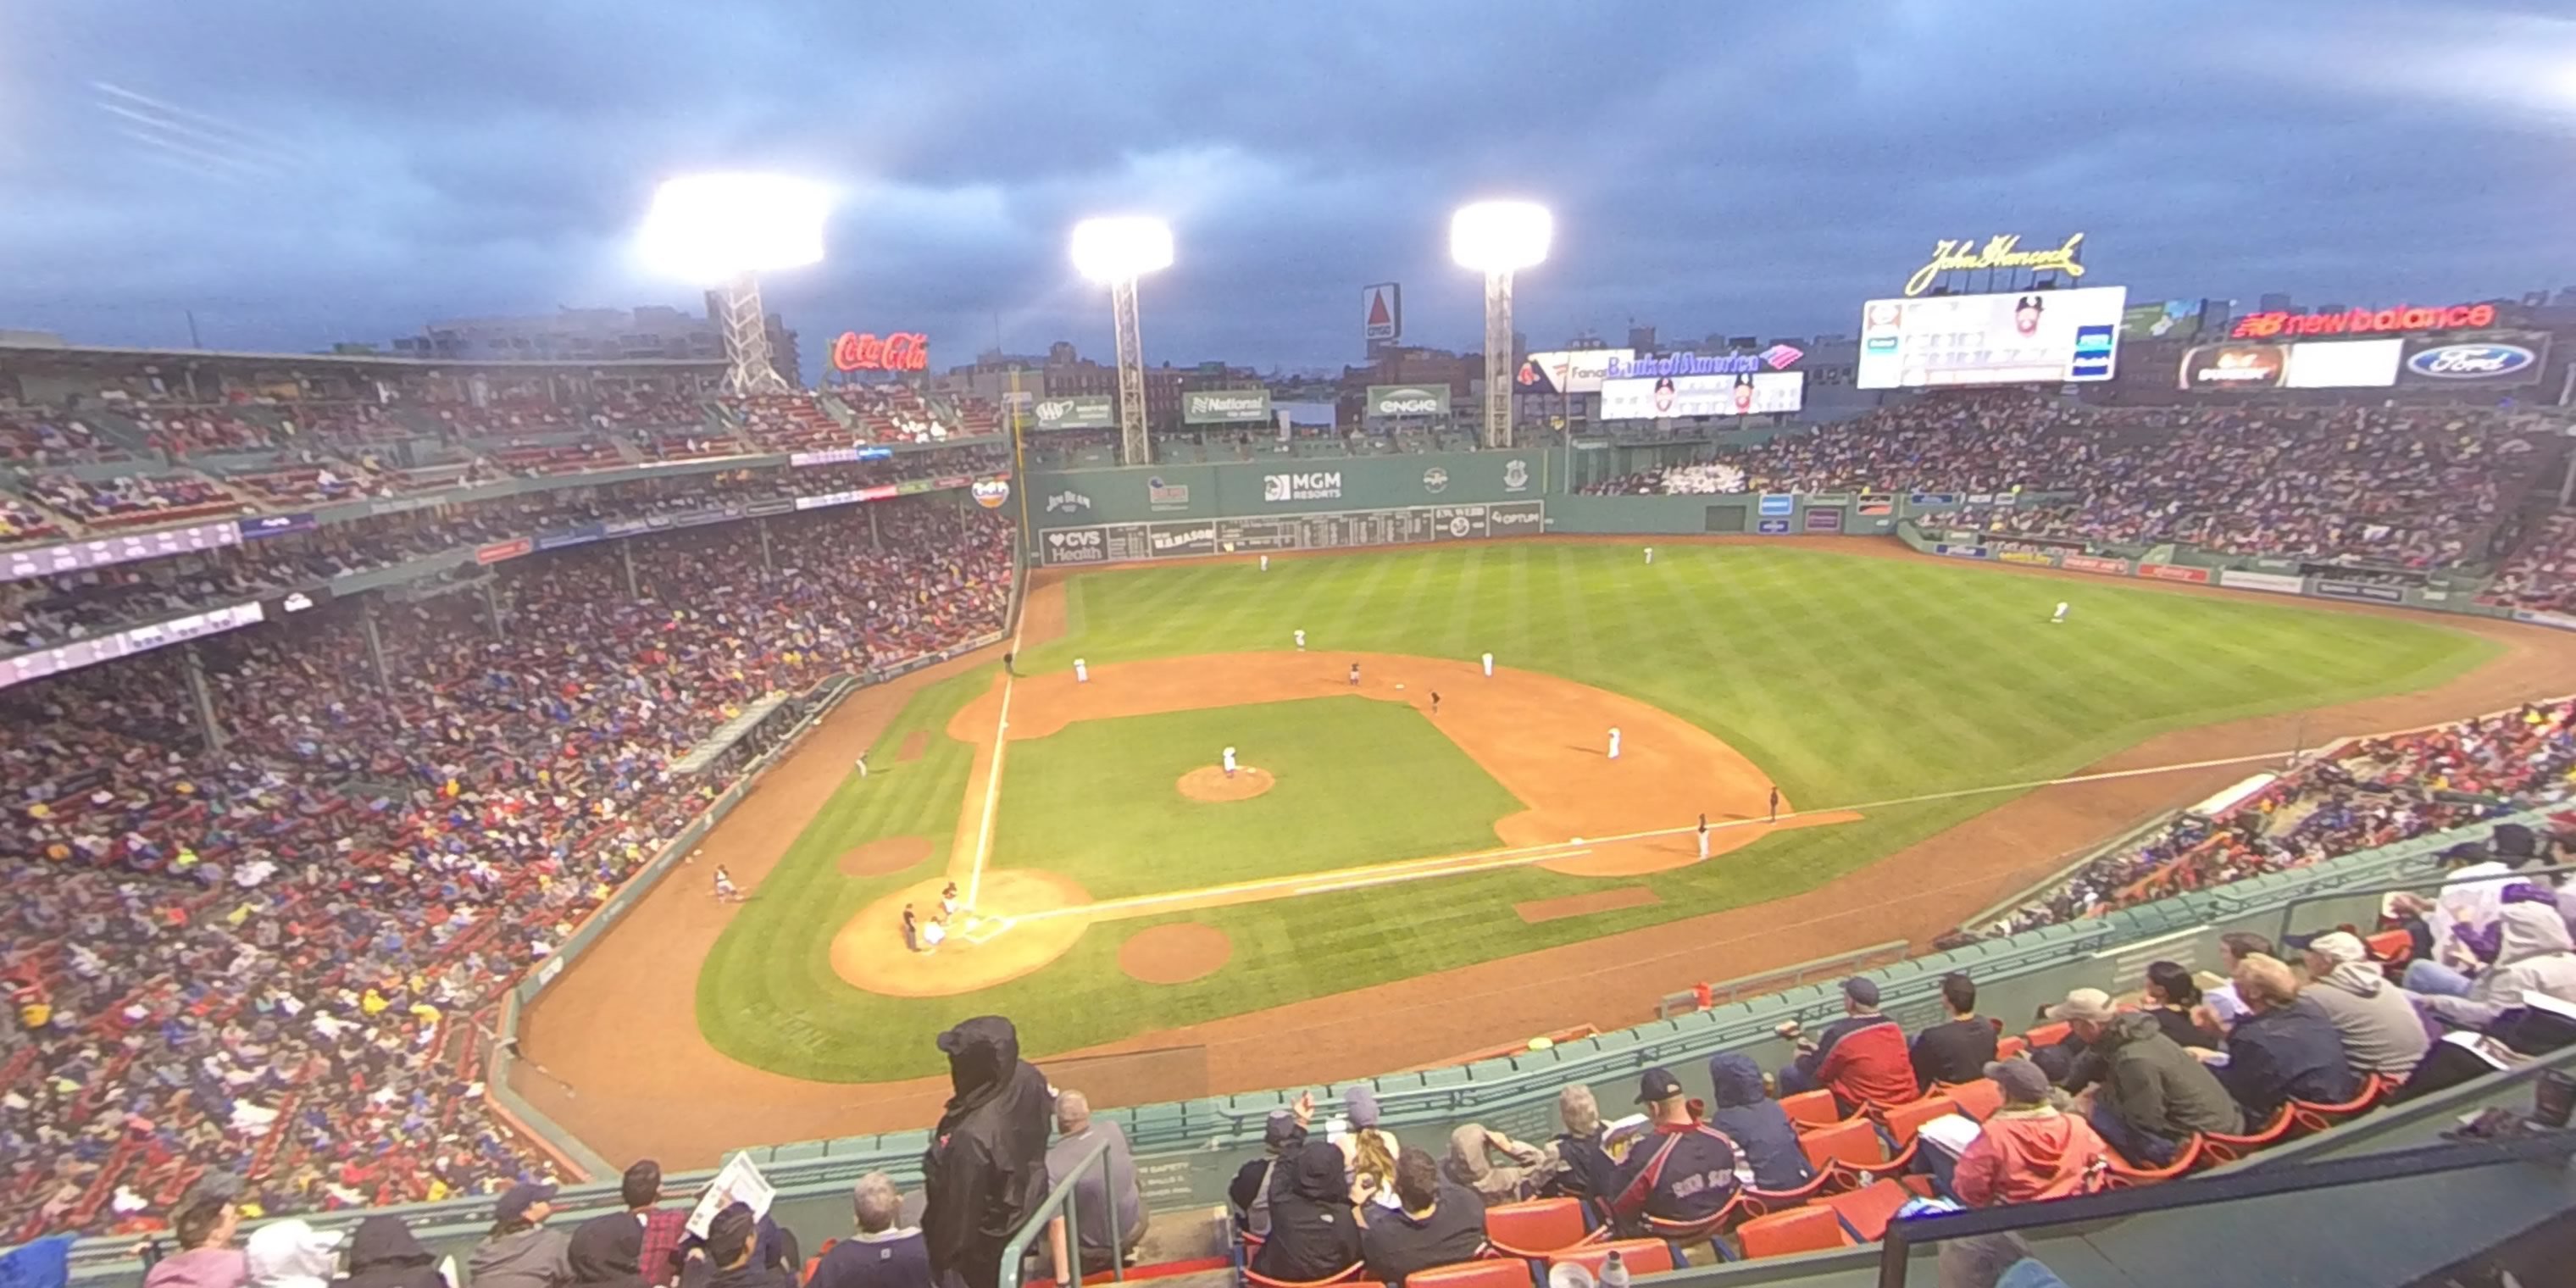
[6,1,2576,370]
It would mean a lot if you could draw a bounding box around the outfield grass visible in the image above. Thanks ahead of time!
[992,697,1521,897]
[698,542,2497,1080]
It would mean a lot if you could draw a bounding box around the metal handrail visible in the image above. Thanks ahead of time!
[997,1135,1121,1288]
[2273,859,2576,947]
[1876,1130,2576,1288]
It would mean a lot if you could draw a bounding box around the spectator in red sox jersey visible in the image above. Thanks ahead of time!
[1606,1068,1747,1235]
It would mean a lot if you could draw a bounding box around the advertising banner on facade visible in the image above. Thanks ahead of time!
[1184,390,1273,425]
[1031,395,1117,430]
[1363,284,1402,344]
[2061,553,2133,576]
[2120,297,2207,342]
[2218,569,2307,595]
[1366,385,1450,418]
[1857,286,2126,388]
[2140,564,2211,584]
[1599,371,1805,419]
[2313,579,2407,604]
[1514,348,1636,396]
[2178,334,2548,391]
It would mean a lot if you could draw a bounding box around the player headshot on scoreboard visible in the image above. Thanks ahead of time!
[1730,374,1756,415]
[2013,294,2045,336]
[1652,376,1678,415]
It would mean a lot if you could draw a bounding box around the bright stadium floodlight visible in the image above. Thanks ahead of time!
[637,174,831,396]
[1451,201,1553,449]
[1069,217,1174,465]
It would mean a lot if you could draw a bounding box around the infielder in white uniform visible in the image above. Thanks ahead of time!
[1260,555,1270,572]
[854,751,869,778]
[1645,547,1655,564]
[1074,658,1089,682]
[1607,726,1622,760]
[1481,652,1494,678]
[1696,813,1711,860]
[1294,629,1306,651]
[2051,602,2070,625]
[1222,746,1238,778]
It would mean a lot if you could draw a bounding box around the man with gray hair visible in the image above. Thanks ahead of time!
[1541,1085,1619,1210]
[1045,1090,1147,1280]
[806,1174,930,1288]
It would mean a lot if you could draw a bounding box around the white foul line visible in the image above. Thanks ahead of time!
[964,591,1035,908]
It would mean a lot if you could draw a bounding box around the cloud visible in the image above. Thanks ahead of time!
[1,0,2573,364]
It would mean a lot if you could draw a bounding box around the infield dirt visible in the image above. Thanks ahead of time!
[516,542,2576,1169]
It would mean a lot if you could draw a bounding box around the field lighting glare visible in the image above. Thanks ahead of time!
[1449,201,1552,274]
[1069,216,1174,285]
[636,174,830,284]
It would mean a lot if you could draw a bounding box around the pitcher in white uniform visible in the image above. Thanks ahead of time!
[1222,746,1239,778]
[1074,658,1089,683]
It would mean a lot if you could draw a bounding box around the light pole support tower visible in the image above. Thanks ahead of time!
[1113,278,1150,465]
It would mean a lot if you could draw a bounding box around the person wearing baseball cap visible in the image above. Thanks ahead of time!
[1774,977,1916,1115]
[1950,1058,2107,1208]
[2049,987,2240,1166]
[469,1182,569,1288]
[2294,931,2429,1078]
[1604,1067,1746,1235]
[1228,1096,1313,1237]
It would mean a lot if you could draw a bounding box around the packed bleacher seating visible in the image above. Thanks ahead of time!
[585,389,710,436]
[726,394,847,452]
[2487,512,2576,614]
[0,493,67,545]
[836,387,948,444]
[1583,398,2564,574]
[131,407,279,457]
[1951,697,2576,943]
[0,409,121,465]
[0,497,1013,1240]
[27,472,245,528]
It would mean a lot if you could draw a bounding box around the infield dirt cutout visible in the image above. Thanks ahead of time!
[1178,764,1276,802]
[824,650,1858,998]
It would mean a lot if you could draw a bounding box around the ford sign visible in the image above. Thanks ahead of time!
[2406,343,2538,380]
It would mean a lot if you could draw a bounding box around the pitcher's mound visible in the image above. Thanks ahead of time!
[1178,765,1274,802]
[1120,923,1232,984]
[839,836,933,877]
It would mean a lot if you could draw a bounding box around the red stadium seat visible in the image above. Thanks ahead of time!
[2197,1108,2294,1167]
[1243,1267,1367,1288]
[1405,1261,1534,1288]
[1994,1035,2029,1061]
[1735,1207,1856,1260]
[1879,1095,1957,1149]
[2022,1021,2072,1049]
[1820,1176,1936,1242]
[1798,1118,1916,1182]
[1938,1079,2005,1123]
[1547,1239,1677,1278]
[2289,1074,2384,1135]
[1779,1089,1842,1129]
[2101,1135,2203,1188]
[2365,930,2414,966]
[1484,1198,1600,1258]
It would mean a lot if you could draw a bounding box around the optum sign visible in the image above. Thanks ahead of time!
[1367,385,1449,418]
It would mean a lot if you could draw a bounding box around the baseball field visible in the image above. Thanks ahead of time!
[679,538,2500,1084]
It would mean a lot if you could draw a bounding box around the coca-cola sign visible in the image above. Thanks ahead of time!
[830,331,929,372]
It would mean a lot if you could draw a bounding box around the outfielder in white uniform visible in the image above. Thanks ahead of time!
[1481,652,1494,678]
[1645,547,1655,564]
[1260,555,1269,572]
[1222,746,1239,778]
[1294,629,1306,651]
[1607,726,1622,760]
[2051,602,2070,625]
[1074,658,1089,683]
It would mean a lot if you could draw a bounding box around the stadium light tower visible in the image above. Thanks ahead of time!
[1070,216,1174,466]
[1450,201,1552,449]
[637,174,830,397]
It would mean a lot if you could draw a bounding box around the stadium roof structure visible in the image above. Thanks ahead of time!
[0,336,728,374]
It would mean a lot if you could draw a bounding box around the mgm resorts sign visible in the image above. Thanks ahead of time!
[1263,470,1342,502]
[1904,233,2086,297]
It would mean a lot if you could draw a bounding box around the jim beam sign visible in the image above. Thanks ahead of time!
[1905,233,2086,297]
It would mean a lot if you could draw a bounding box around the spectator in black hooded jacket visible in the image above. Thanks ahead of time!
[330,1218,444,1288]
[1254,1142,1363,1282]
[921,1017,1054,1288]
[565,1216,647,1288]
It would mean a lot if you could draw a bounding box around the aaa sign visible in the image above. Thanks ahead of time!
[830,331,929,373]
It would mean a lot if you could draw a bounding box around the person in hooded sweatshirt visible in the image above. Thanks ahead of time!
[469,1183,571,1288]
[921,1016,1053,1288]
[1705,1053,1814,1193]
[1252,1142,1363,1283]
[2410,897,2576,1033]
[144,1176,250,1288]
[2296,932,2429,1079]
[247,1222,341,1288]
[1951,1059,2107,1207]
[565,1214,648,1288]
[331,1217,446,1288]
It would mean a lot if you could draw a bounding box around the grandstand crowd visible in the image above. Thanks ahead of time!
[0,498,1013,1243]
[1581,396,2573,597]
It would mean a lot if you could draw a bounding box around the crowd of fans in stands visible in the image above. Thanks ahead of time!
[0,499,1013,1241]
[1953,698,2576,943]
[2488,512,2576,615]
[1584,397,2562,575]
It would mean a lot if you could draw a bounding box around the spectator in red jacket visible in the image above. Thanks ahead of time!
[1951,1059,2107,1207]
[1775,978,1918,1113]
